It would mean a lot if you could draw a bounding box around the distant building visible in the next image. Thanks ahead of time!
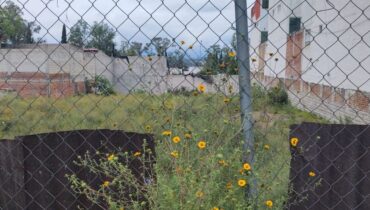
[250,0,370,91]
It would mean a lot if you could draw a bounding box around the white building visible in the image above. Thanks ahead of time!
[250,0,370,91]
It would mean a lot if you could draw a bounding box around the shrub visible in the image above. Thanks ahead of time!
[267,85,289,105]
[90,76,115,96]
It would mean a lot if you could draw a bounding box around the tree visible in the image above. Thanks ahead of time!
[0,1,40,45]
[201,44,238,75]
[88,22,115,55]
[68,19,89,48]
[167,49,187,71]
[145,37,171,56]
[119,41,143,56]
[61,24,67,44]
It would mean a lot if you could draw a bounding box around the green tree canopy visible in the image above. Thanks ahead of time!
[0,1,40,45]
[119,41,144,56]
[68,19,89,48]
[88,22,115,56]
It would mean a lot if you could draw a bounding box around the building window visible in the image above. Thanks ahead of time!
[289,17,301,34]
[262,0,269,9]
[261,31,268,43]
[305,29,313,46]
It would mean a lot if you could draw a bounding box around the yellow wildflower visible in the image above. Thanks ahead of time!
[218,160,228,167]
[238,179,247,187]
[264,144,270,150]
[243,163,251,171]
[197,140,206,149]
[145,125,152,132]
[133,151,141,157]
[119,208,124,210]
[309,171,316,177]
[197,84,206,93]
[228,51,236,57]
[212,207,219,210]
[107,154,116,161]
[170,151,179,158]
[102,181,110,187]
[226,181,232,189]
[265,200,273,208]
[290,137,299,147]
[162,130,172,136]
[196,191,204,198]
[185,133,192,139]
[172,136,181,144]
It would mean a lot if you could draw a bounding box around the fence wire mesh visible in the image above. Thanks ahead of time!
[0,0,369,209]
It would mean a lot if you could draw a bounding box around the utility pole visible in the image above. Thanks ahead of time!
[234,0,256,199]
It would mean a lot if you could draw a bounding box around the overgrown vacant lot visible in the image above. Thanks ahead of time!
[0,88,324,209]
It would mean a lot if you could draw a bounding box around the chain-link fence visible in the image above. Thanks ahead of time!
[0,0,369,209]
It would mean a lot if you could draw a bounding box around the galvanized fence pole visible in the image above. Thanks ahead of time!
[234,0,256,198]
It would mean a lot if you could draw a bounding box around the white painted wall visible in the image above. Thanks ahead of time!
[250,0,370,91]
[301,0,370,91]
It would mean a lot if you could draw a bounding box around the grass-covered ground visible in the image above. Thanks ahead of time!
[0,86,324,209]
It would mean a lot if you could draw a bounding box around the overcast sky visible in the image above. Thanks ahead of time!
[2,0,253,57]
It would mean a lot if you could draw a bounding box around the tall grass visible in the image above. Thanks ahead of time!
[0,86,324,209]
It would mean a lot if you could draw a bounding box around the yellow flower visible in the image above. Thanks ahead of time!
[223,98,231,103]
[228,51,236,57]
[309,171,316,177]
[218,160,228,167]
[264,144,270,150]
[238,179,247,187]
[145,125,152,132]
[162,130,172,136]
[170,151,179,158]
[196,191,204,198]
[172,136,181,144]
[243,163,251,171]
[239,168,245,175]
[102,181,110,187]
[290,137,299,147]
[212,207,219,210]
[134,151,141,157]
[197,84,206,93]
[185,133,192,139]
[107,154,116,161]
[197,140,206,149]
[226,181,232,189]
[265,200,273,208]
[119,208,124,210]
[180,40,185,45]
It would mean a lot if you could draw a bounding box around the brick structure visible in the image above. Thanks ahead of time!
[0,72,85,98]
[285,31,303,80]
[252,73,370,124]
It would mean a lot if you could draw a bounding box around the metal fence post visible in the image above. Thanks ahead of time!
[234,0,256,198]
